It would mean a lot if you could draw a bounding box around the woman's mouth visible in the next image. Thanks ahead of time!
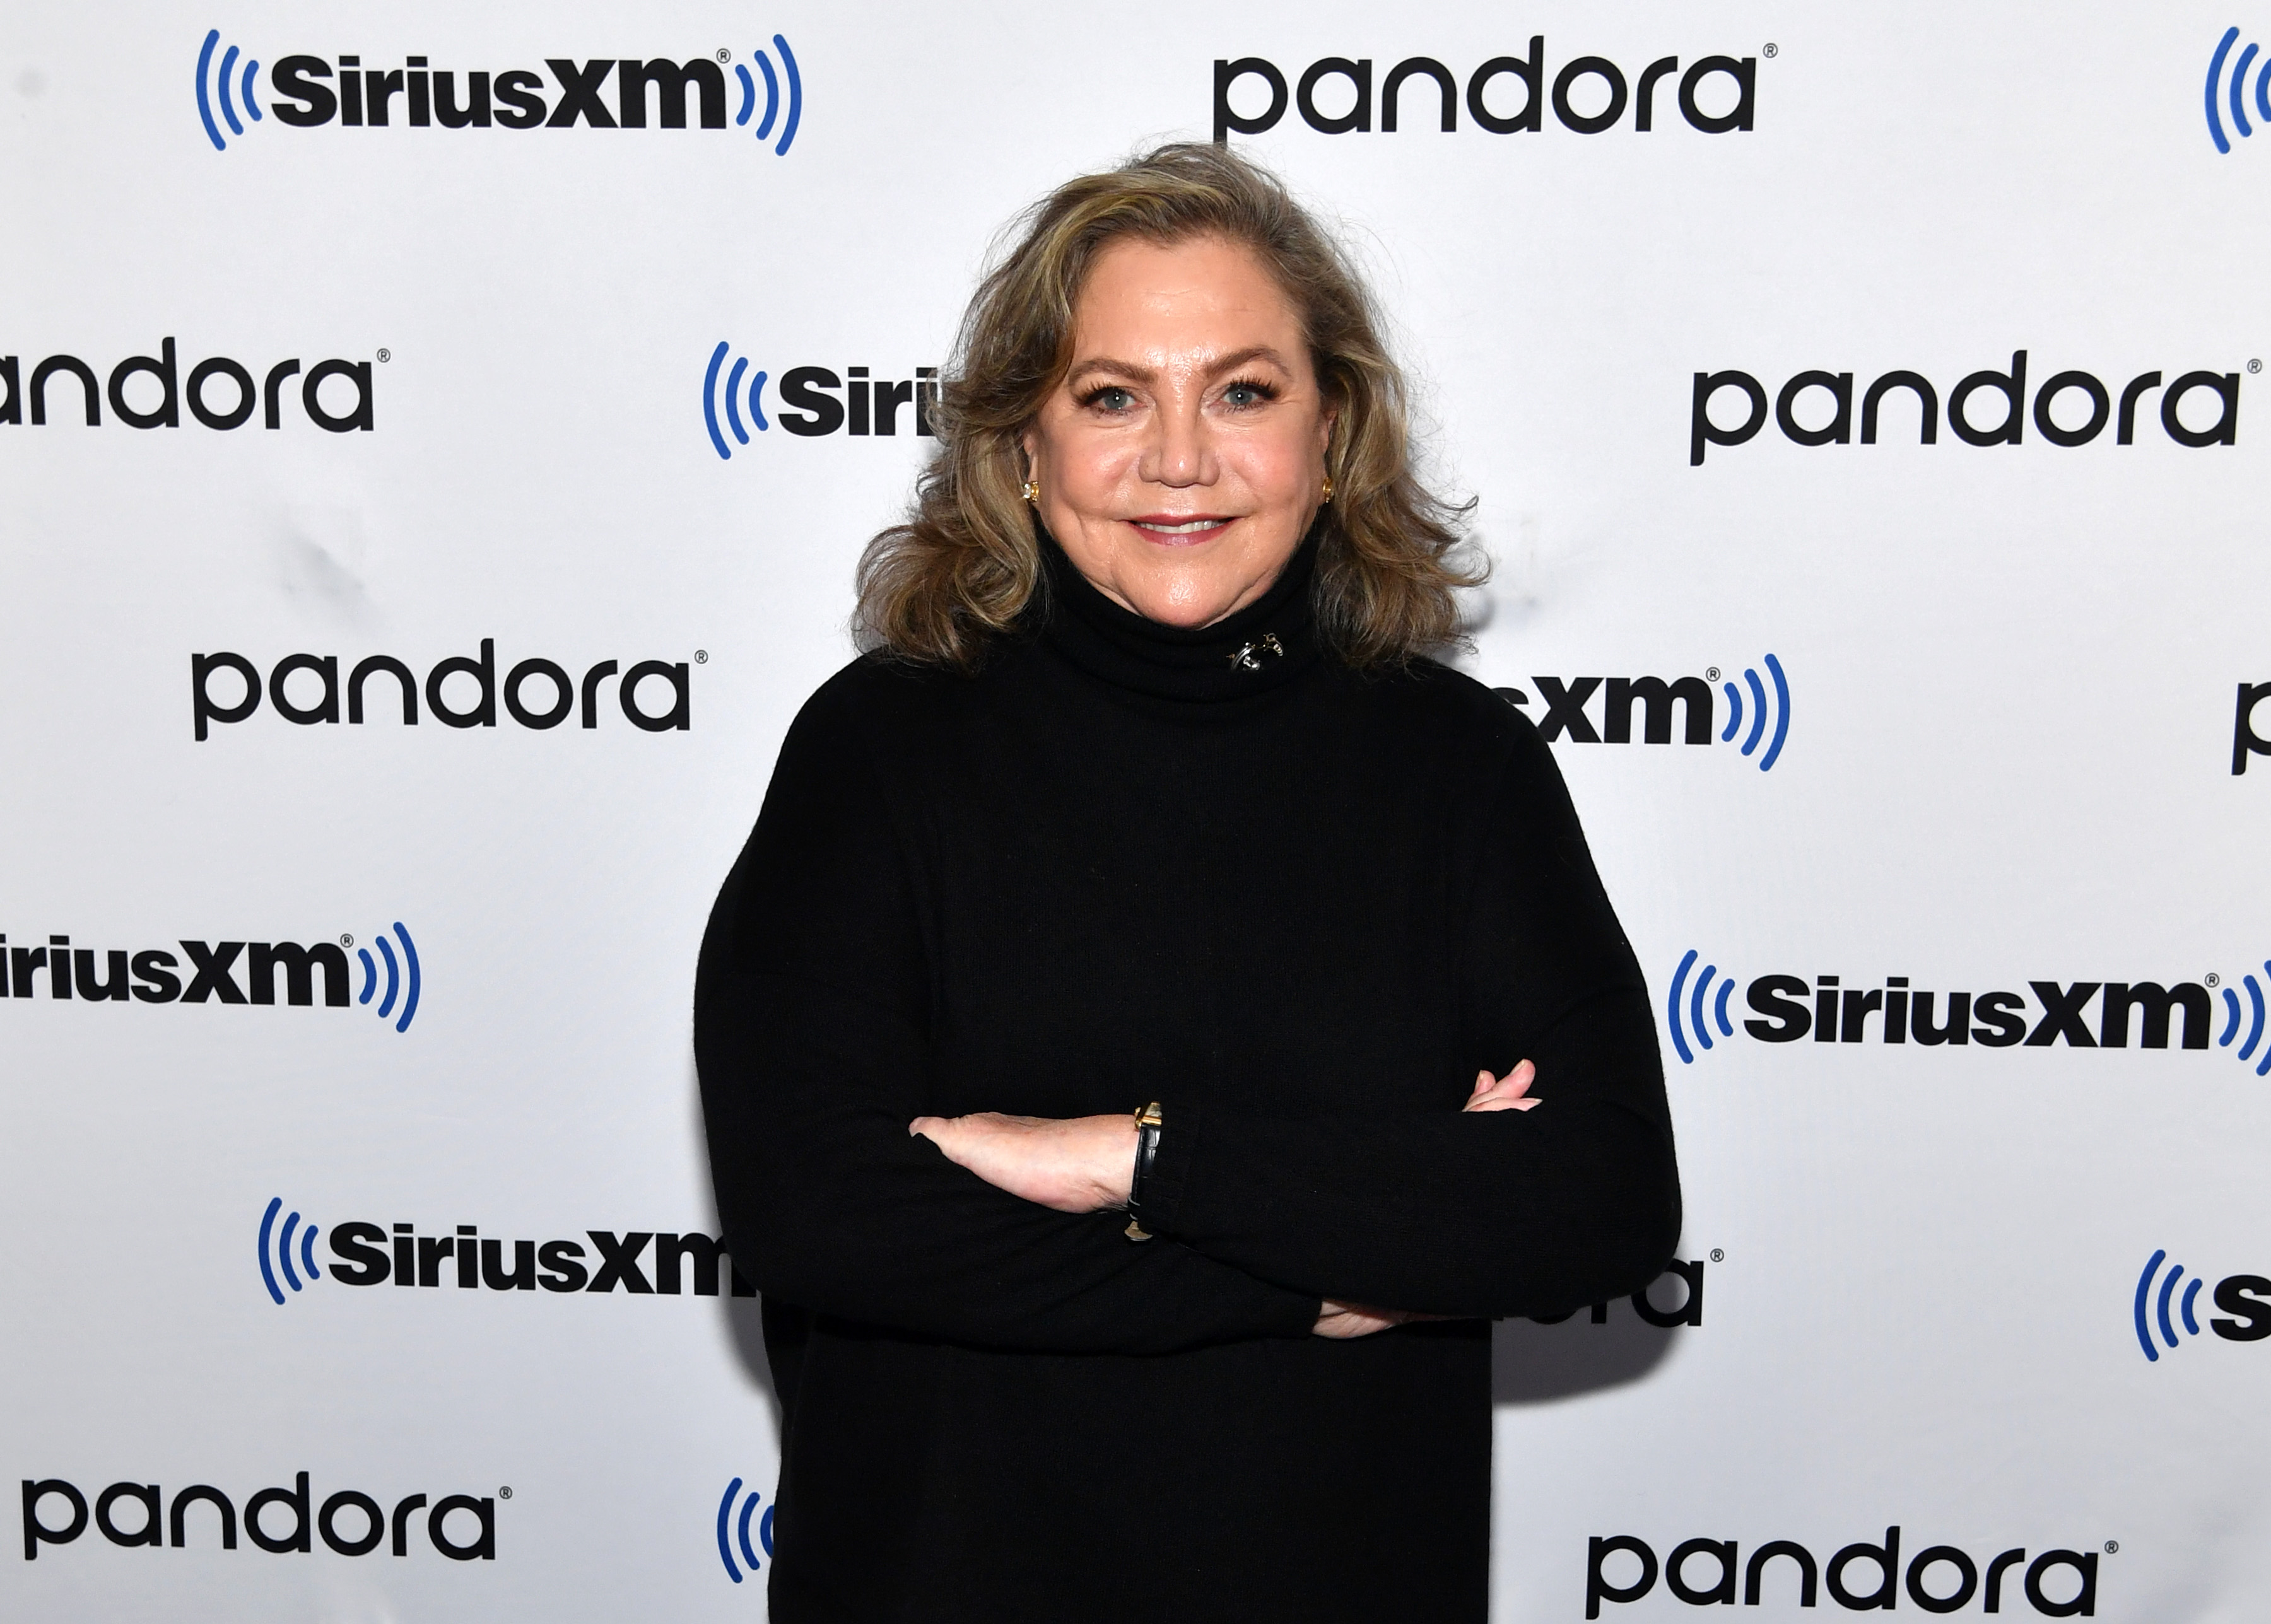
[1129,515,1235,543]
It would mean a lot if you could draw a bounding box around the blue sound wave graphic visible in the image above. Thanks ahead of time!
[731,35,803,155]
[2134,1249,2206,1360]
[257,1196,323,1306]
[1665,949,1737,1065]
[2215,961,2271,1074]
[703,343,772,460]
[195,29,263,153]
[715,1478,777,1582]
[1715,653,1791,771]
[2208,27,2271,153]
[353,922,422,1034]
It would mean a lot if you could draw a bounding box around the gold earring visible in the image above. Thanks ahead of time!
[1021,478,1040,504]
[1320,473,1334,505]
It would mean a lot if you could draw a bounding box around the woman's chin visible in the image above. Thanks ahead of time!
[1108,540,1304,628]
[1118,577,1249,629]
[1067,523,1304,628]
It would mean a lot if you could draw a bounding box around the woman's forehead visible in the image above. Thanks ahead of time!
[1069,237,1305,363]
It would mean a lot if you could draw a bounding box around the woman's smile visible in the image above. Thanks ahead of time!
[1128,513,1238,544]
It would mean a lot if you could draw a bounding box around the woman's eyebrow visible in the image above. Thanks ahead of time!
[1066,346,1293,383]
[1067,357,1156,384]
[1205,345,1291,375]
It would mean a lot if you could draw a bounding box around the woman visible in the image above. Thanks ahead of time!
[696,142,1679,1620]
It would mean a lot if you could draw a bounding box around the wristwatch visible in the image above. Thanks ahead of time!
[1125,1101,1165,1242]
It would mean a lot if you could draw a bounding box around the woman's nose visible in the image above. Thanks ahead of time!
[1142,394,1212,488]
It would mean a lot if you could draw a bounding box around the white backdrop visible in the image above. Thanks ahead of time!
[3,3,2266,1619]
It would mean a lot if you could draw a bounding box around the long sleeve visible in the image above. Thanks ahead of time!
[695,671,1320,1355]
[1134,718,1681,1319]
[705,542,1649,1615]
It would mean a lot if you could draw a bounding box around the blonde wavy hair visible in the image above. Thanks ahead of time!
[855,141,1480,671]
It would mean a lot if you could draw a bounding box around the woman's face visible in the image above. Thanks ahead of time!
[1023,234,1335,628]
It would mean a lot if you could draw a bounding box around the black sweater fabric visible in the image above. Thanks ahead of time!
[695,532,1680,1622]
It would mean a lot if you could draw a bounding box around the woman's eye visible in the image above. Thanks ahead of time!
[1223,383,1269,408]
[1088,387,1135,411]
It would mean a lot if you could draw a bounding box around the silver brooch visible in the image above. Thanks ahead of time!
[1227,633,1284,670]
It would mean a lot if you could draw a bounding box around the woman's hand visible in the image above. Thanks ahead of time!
[1464,1059,1539,1113]
[909,1111,1137,1213]
[1313,1300,1438,1339]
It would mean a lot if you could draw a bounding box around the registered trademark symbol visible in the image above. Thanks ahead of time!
[716,48,731,62]
[695,648,709,663]
[1763,43,1779,58]
[376,348,391,363]
[2103,1540,2118,1554]
[2207,972,2221,987]
[1705,667,1721,682]
[500,1486,513,1500]
[2250,359,2263,375]
[1710,1248,1724,1263]
[339,933,353,948]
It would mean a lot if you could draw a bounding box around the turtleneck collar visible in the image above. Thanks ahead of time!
[1034,522,1325,703]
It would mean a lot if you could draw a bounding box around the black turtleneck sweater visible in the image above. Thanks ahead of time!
[695,535,1679,1622]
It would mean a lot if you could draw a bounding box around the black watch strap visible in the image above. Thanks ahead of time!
[1125,1101,1164,1242]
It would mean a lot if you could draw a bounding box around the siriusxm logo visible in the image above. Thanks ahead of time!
[1496,657,1790,772]
[1664,953,2260,1068]
[256,1201,754,1303]
[1213,42,1758,143]
[4,925,419,1034]
[1,341,372,433]
[701,348,939,459]
[715,1478,777,1584]
[191,641,691,740]
[1586,1529,2103,1620]
[192,32,262,150]
[351,924,421,1034]
[2132,1250,2271,1361]
[24,1473,494,1561]
[1691,353,2240,465]
[196,32,802,154]
[256,1198,321,1304]
[2217,962,2271,1073]
[2205,27,2271,153]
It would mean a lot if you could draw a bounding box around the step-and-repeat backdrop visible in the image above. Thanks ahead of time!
[4,3,2264,1618]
